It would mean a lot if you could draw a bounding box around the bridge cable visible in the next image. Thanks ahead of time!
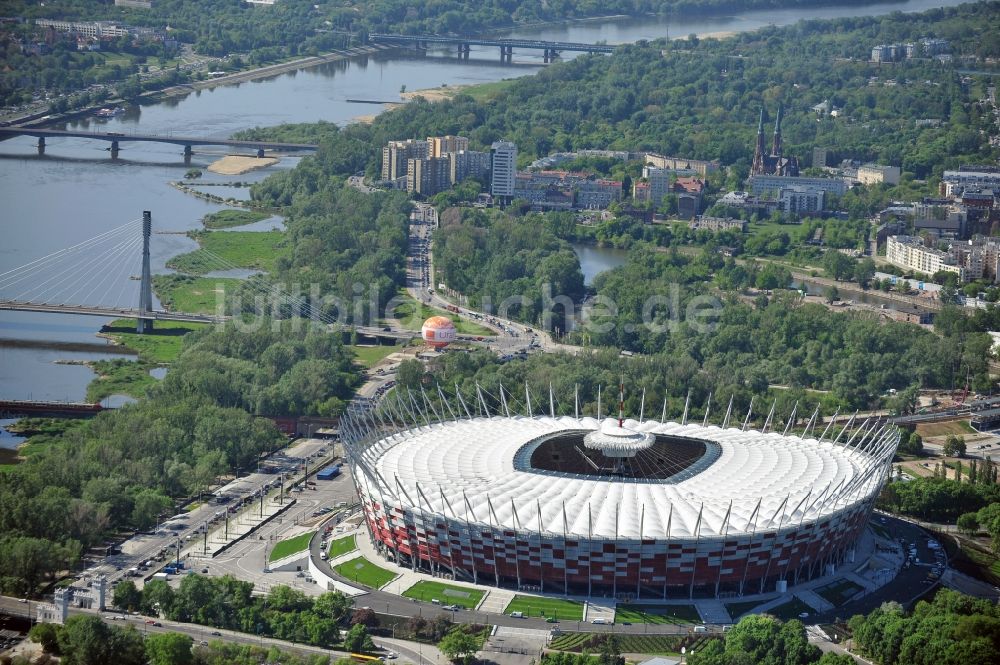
[0,228,136,301]
[18,231,139,305]
[89,235,144,309]
[0,219,139,288]
[60,234,141,308]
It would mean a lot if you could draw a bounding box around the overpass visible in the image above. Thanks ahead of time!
[0,127,318,160]
[368,33,615,62]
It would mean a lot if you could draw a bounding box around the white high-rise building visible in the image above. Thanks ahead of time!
[490,140,517,199]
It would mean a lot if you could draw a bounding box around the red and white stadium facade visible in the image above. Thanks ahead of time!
[342,389,897,599]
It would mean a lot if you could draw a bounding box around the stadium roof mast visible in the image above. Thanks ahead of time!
[619,374,625,428]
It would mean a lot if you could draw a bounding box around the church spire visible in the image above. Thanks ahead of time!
[771,104,783,158]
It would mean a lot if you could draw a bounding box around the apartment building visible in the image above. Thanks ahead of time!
[491,140,518,199]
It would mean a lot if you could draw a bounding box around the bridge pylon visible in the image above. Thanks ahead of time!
[137,211,154,333]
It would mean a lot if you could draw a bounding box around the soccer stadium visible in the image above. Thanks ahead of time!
[342,388,898,600]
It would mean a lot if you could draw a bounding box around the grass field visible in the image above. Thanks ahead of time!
[153,275,242,315]
[168,230,286,275]
[327,535,357,558]
[392,293,493,336]
[503,596,584,621]
[915,420,976,438]
[815,580,864,607]
[86,358,156,402]
[353,344,398,368]
[100,319,205,363]
[615,604,702,624]
[269,531,314,562]
[402,581,485,609]
[766,597,817,622]
[202,209,270,229]
[461,79,518,102]
[334,556,397,589]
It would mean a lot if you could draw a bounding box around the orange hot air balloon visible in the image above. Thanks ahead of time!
[421,316,457,349]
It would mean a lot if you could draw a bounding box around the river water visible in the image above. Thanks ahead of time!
[0,0,973,403]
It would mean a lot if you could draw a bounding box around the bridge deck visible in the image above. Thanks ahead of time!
[368,33,615,53]
[0,300,417,339]
[0,127,318,151]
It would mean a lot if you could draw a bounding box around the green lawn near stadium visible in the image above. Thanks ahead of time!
[615,604,702,624]
[402,581,485,608]
[503,596,584,621]
[268,531,314,562]
[334,556,397,589]
[327,534,357,558]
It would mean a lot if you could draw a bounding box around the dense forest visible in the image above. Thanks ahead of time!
[0,323,358,596]
[848,589,1000,665]
[249,175,412,324]
[434,207,585,328]
[391,287,988,414]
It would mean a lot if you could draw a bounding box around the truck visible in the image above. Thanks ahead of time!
[316,466,340,480]
[152,572,170,581]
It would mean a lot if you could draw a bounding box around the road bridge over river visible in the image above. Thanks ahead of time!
[0,127,318,160]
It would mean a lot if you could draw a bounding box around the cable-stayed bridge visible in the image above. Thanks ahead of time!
[0,211,218,332]
[0,211,414,340]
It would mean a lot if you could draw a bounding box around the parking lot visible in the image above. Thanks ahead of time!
[84,438,337,588]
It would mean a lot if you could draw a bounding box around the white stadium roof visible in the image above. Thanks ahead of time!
[354,416,895,540]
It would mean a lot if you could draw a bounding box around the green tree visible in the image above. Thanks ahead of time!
[438,627,480,665]
[131,488,173,530]
[141,579,175,617]
[145,632,194,665]
[854,258,877,288]
[824,285,839,304]
[113,580,142,612]
[343,623,375,652]
[28,622,62,654]
[957,512,980,536]
[823,251,855,281]
[944,435,967,457]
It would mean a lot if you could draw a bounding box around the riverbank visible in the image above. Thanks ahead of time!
[169,180,283,213]
[12,45,393,130]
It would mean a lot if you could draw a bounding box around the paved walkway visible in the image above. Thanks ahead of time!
[695,599,732,624]
[585,600,615,623]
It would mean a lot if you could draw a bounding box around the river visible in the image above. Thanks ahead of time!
[0,0,974,402]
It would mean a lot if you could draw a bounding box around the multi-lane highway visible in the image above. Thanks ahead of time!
[403,205,578,357]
